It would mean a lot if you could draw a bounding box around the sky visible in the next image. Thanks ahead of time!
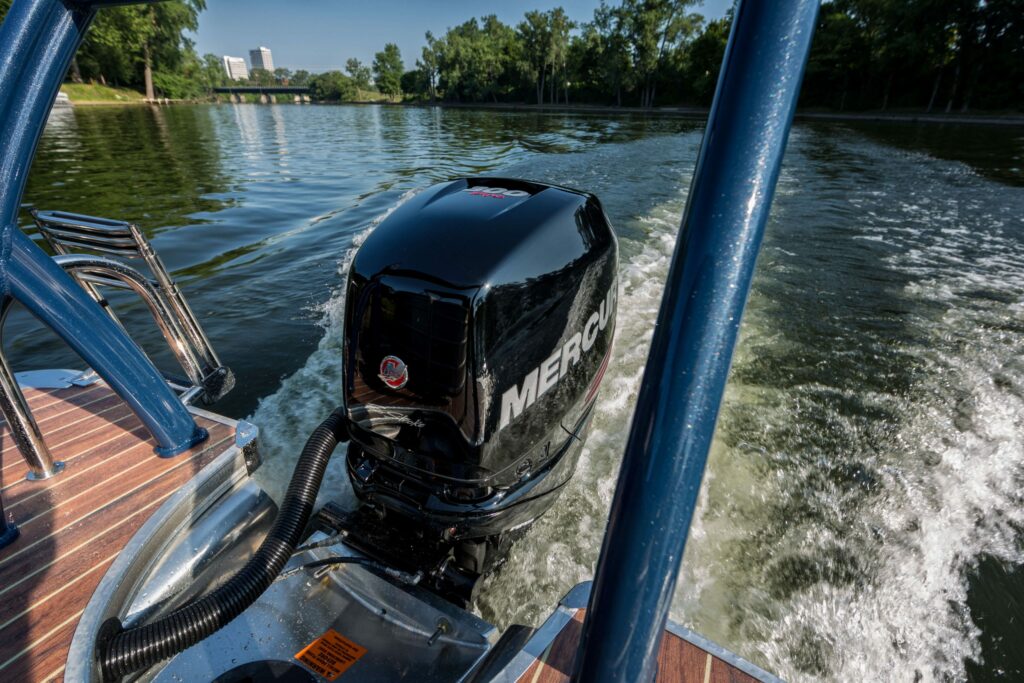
[191,0,735,74]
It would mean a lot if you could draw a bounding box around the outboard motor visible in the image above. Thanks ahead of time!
[340,177,617,604]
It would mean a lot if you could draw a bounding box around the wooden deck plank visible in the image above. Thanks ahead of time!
[4,423,231,532]
[0,426,233,587]
[709,654,760,683]
[518,610,584,683]
[514,607,773,683]
[2,422,152,509]
[1,385,122,478]
[0,381,236,683]
[659,629,713,682]
[17,385,107,414]
[2,609,80,683]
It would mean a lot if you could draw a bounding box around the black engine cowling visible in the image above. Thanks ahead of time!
[341,177,616,597]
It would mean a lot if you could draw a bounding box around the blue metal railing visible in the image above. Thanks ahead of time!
[0,0,206,458]
[572,1,821,680]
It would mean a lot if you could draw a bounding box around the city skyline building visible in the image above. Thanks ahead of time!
[249,46,274,73]
[221,55,249,80]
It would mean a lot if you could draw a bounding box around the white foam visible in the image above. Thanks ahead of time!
[666,138,1024,681]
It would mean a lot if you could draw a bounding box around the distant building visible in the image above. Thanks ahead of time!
[222,56,248,81]
[249,47,274,73]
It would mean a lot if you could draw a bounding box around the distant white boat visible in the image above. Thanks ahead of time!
[53,90,72,107]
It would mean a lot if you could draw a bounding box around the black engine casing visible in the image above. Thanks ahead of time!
[342,177,616,584]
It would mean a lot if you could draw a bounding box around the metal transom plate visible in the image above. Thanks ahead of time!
[150,534,497,683]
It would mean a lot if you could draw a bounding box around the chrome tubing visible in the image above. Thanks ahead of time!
[126,221,224,373]
[53,255,208,389]
[0,298,64,479]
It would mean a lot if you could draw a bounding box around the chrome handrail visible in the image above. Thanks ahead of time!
[53,255,209,391]
[0,213,233,480]
[125,221,225,376]
[31,209,234,402]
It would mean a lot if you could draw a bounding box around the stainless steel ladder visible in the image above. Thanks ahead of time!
[0,209,234,479]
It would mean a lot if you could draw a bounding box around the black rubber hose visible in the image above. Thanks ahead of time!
[98,408,348,681]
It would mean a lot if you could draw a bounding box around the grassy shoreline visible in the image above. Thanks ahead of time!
[60,82,145,104]
[57,83,1024,126]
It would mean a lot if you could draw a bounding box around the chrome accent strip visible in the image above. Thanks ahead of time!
[234,420,261,474]
[560,580,591,609]
[187,404,243,428]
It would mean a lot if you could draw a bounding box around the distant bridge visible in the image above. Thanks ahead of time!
[213,86,310,95]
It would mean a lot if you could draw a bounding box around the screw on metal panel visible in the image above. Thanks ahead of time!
[427,618,451,646]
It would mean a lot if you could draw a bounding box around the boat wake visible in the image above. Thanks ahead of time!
[248,129,1024,683]
[674,134,1024,682]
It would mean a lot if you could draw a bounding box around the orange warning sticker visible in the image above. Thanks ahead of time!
[295,628,367,680]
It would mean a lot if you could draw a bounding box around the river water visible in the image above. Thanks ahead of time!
[14,104,1024,681]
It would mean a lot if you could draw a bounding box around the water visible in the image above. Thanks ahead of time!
[14,105,1024,681]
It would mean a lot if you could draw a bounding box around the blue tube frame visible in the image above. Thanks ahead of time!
[572,1,820,680]
[0,0,206,456]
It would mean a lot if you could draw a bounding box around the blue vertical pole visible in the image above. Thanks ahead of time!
[572,1,820,681]
[0,0,206,456]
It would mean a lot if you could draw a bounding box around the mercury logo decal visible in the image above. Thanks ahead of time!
[499,286,616,431]
[465,186,530,199]
[379,355,408,390]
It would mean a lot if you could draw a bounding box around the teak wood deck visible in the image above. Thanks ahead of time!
[0,381,236,682]
[506,589,781,683]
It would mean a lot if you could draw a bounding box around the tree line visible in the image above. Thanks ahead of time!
[0,0,1020,111]
[403,0,1022,111]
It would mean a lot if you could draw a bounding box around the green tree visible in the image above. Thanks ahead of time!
[417,31,441,101]
[274,67,292,84]
[61,1,205,99]
[518,10,553,104]
[430,17,521,102]
[685,16,728,105]
[140,1,206,100]
[249,68,275,86]
[75,7,145,86]
[291,70,311,87]
[621,0,700,108]
[201,53,226,93]
[401,69,427,98]
[593,2,633,106]
[373,43,404,99]
[345,58,372,90]
[308,70,356,101]
[547,8,574,105]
